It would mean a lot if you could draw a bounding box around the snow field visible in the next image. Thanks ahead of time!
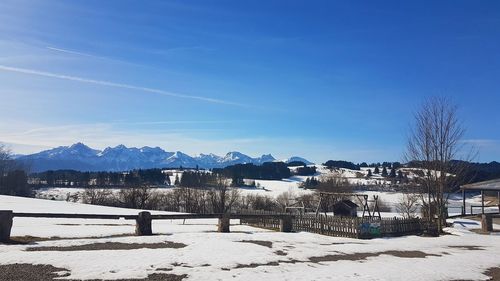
[0,195,499,280]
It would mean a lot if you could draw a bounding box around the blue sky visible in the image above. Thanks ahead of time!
[0,0,499,163]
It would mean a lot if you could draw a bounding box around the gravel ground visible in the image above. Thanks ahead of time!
[484,267,500,280]
[26,241,187,251]
[0,263,187,281]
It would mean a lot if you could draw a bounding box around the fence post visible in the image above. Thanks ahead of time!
[280,216,293,233]
[135,211,152,236]
[319,215,324,234]
[0,210,13,242]
[481,214,493,232]
[218,214,230,233]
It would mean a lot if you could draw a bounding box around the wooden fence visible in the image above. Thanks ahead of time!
[241,213,423,239]
[1,208,423,242]
[0,210,294,242]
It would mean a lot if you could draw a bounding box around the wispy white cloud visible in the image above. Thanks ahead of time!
[461,139,499,147]
[46,46,98,58]
[0,120,327,161]
[13,119,250,136]
[0,64,244,106]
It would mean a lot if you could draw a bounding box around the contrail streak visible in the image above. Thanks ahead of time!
[0,64,242,106]
[46,46,97,58]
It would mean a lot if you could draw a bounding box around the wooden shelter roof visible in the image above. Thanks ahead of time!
[461,178,500,192]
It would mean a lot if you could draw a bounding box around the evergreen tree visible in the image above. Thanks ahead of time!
[174,174,180,185]
[303,178,310,189]
[367,169,372,178]
[374,166,380,174]
[381,167,388,177]
[389,168,396,178]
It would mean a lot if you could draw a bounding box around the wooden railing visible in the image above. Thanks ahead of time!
[0,210,294,242]
[242,213,423,239]
[1,209,425,242]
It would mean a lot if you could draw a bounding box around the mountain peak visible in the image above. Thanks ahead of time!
[69,142,91,150]
[258,154,276,163]
[285,156,314,165]
[19,143,311,172]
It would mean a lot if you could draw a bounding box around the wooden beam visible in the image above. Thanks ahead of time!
[135,211,152,236]
[12,212,294,220]
[280,216,293,233]
[218,216,230,233]
[0,210,13,242]
[481,190,485,214]
[12,212,136,220]
[462,189,466,216]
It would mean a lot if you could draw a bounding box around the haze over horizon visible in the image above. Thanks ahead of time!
[1,1,500,163]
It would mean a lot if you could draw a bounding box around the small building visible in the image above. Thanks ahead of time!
[461,178,500,215]
[332,200,358,217]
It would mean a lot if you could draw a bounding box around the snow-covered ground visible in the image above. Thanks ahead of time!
[1,195,499,281]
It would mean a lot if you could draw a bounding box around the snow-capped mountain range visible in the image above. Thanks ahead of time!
[17,143,313,172]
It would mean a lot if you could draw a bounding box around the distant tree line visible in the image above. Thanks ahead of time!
[30,168,169,188]
[178,171,219,188]
[408,160,500,184]
[212,162,291,185]
[323,160,360,170]
[324,160,403,171]
[287,161,307,167]
[293,166,317,176]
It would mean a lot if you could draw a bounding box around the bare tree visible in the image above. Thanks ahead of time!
[0,145,31,197]
[208,176,240,213]
[317,175,351,193]
[118,186,152,209]
[405,96,474,232]
[82,188,114,205]
[396,192,420,218]
[276,190,296,211]
[0,145,9,193]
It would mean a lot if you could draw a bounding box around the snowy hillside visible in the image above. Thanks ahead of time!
[1,195,499,281]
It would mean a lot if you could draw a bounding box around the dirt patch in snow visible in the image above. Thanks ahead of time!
[470,228,500,235]
[0,263,70,281]
[233,261,291,269]
[56,223,134,226]
[309,250,441,262]
[319,242,366,246]
[226,250,441,271]
[483,267,500,281]
[25,241,187,251]
[0,263,187,281]
[452,267,500,281]
[103,273,188,281]
[7,234,140,244]
[1,236,49,245]
[274,250,287,256]
[238,240,273,248]
[448,245,485,251]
